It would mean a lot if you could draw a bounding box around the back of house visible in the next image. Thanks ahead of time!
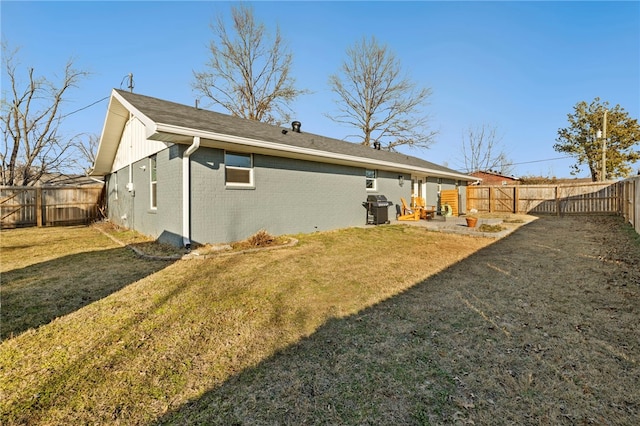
[91,89,476,247]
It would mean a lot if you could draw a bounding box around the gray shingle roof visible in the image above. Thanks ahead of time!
[115,89,471,179]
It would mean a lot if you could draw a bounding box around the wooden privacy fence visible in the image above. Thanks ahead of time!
[467,178,639,234]
[0,185,105,228]
[619,176,639,235]
[440,189,459,217]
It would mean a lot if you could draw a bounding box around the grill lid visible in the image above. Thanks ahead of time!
[366,194,392,206]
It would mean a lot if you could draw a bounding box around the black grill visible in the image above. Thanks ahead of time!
[364,195,392,225]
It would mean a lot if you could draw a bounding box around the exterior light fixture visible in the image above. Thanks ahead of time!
[398,175,404,186]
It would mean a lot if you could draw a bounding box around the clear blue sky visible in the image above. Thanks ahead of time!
[2,1,639,178]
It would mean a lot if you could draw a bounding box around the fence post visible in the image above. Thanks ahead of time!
[489,187,493,213]
[555,186,560,216]
[514,186,519,213]
[36,187,43,227]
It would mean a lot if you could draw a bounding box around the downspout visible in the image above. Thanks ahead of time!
[87,176,105,184]
[182,136,200,250]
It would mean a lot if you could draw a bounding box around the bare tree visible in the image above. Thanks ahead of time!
[73,133,100,174]
[460,124,513,175]
[327,36,436,151]
[193,4,306,125]
[1,43,90,186]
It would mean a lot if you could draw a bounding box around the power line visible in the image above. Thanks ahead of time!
[59,73,132,120]
[503,155,573,167]
[59,96,109,119]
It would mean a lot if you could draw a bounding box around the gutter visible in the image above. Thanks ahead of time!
[182,136,200,250]
[152,123,475,181]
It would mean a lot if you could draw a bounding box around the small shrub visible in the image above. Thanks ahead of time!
[231,230,282,250]
[478,224,504,233]
[248,230,275,247]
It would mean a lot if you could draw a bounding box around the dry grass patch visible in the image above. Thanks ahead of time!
[1,226,175,340]
[1,224,492,424]
[92,221,187,257]
[92,222,293,257]
[1,225,119,272]
[1,217,639,425]
[160,216,640,425]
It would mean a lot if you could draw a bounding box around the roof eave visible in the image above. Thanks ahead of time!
[151,123,476,181]
[90,90,159,176]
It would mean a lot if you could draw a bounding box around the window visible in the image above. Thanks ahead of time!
[365,169,377,190]
[150,155,157,209]
[225,152,253,186]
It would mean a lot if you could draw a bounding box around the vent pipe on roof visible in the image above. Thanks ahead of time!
[291,121,301,133]
[373,141,381,150]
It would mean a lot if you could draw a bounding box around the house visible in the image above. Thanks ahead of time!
[469,170,520,186]
[91,89,477,248]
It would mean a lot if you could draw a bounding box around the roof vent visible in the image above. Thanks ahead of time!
[291,121,301,133]
[373,141,381,150]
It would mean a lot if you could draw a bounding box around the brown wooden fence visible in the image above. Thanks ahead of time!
[619,176,639,235]
[0,185,105,229]
[467,177,640,234]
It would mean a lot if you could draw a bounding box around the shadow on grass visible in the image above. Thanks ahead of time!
[154,299,460,425]
[1,242,175,340]
[152,237,524,424]
[153,217,640,425]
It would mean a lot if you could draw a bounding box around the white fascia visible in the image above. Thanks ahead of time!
[112,90,157,134]
[153,123,474,181]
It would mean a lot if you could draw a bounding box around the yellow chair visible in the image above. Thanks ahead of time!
[418,198,437,220]
[412,196,436,220]
[397,198,420,221]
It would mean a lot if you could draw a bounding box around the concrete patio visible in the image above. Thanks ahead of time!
[373,214,534,239]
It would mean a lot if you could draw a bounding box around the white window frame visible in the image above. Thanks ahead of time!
[150,155,157,210]
[225,151,254,187]
[365,169,377,191]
